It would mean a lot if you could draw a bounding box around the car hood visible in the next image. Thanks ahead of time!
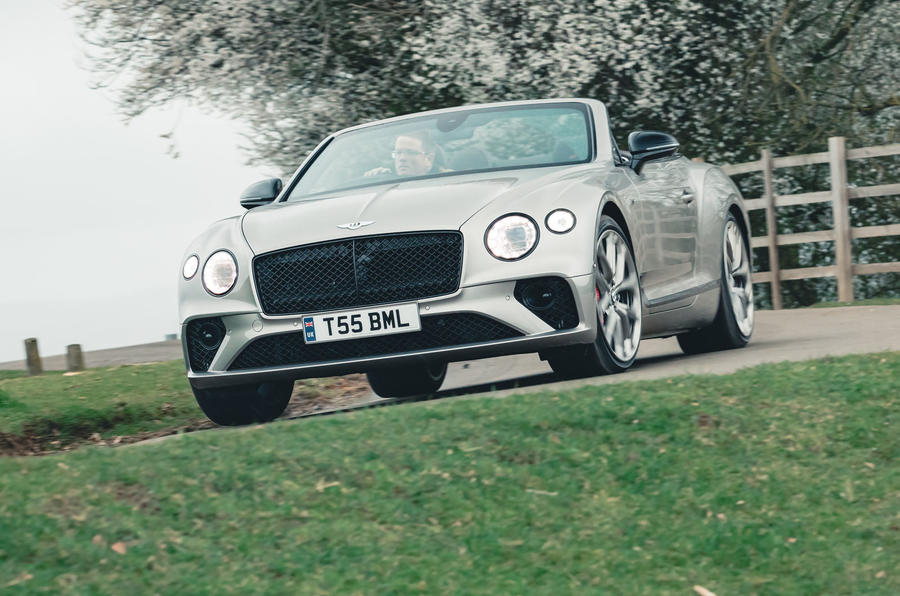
[241,168,568,254]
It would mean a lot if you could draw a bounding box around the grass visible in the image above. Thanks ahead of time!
[810,297,900,308]
[0,361,201,448]
[1,352,897,594]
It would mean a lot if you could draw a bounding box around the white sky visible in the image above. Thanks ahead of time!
[0,0,278,362]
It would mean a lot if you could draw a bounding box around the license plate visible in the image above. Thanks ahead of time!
[302,303,421,344]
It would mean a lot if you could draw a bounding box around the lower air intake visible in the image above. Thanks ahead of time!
[228,313,522,370]
[186,317,225,372]
[514,277,580,330]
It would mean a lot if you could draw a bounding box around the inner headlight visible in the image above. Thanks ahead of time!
[182,255,199,279]
[485,214,539,260]
[545,209,576,234]
[202,251,238,296]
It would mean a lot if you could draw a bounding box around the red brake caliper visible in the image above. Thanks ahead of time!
[596,286,604,323]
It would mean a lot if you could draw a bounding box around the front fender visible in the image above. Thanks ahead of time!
[459,164,633,286]
[178,216,259,323]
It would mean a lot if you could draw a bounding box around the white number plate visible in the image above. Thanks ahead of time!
[302,303,421,344]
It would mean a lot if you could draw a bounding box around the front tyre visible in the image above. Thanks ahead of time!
[366,361,447,398]
[678,213,754,354]
[192,380,294,426]
[548,216,642,378]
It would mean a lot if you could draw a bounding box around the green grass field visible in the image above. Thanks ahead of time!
[1,352,897,594]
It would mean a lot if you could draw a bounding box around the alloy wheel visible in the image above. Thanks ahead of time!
[595,230,642,362]
[724,220,754,336]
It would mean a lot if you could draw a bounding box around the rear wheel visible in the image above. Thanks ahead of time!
[548,216,642,378]
[192,380,294,426]
[366,361,447,398]
[677,213,754,354]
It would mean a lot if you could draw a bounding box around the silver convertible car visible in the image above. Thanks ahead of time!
[179,98,753,425]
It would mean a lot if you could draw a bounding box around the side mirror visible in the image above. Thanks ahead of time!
[627,131,680,174]
[240,178,283,209]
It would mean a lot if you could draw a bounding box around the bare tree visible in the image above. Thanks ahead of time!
[70,0,897,166]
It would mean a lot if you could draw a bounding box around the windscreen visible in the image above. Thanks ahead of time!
[286,103,592,200]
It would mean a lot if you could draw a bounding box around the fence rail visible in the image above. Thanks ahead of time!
[720,138,900,309]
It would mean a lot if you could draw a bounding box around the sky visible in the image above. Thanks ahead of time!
[0,0,277,363]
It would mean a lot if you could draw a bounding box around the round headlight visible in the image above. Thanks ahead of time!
[545,209,576,234]
[182,255,199,279]
[485,214,539,260]
[202,251,238,296]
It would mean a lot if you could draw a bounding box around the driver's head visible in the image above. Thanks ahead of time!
[393,132,435,176]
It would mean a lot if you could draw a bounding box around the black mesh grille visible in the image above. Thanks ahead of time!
[254,232,463,315]
[514,277,580,330]
[228,313,522,370]
[185,317,226,372]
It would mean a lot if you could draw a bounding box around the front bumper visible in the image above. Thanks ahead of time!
[185,274,597,389]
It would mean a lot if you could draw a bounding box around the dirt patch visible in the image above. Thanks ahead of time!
[0,374,374,457]
[0,431,43,457]
[285,374,374,416]
[0,419,218,457]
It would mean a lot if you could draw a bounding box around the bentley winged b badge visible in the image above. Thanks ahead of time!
[337,221,375,230]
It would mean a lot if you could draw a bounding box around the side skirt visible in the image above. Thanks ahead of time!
[641,282,721,339]
[646,279,719,313]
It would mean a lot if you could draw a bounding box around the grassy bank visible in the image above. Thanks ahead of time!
[0,363,370,454]
[0,362,202,452]
[1,353,897,594]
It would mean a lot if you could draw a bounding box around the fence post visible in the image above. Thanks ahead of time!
[24,338,42,376]
[761,149,782,309]
[66,344,85,372]
[828,136,853,302]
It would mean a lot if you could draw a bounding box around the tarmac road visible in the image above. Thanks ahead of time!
[439,304,900,399]
[3,306,898,400]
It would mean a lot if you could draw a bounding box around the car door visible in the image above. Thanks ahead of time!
[631,156,698,300]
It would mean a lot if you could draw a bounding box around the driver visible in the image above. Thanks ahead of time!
[365,131,438,177]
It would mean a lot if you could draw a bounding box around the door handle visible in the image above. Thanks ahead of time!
[680,189,695,203]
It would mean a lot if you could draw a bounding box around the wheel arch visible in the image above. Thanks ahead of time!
[727,200,753,268]
[599,195,634,251]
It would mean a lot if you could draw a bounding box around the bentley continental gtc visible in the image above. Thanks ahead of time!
[179,98,753,425]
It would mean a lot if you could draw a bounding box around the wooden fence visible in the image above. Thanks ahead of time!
[720,138,900,309]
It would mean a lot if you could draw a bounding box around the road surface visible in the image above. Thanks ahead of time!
[440,304,900,399]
